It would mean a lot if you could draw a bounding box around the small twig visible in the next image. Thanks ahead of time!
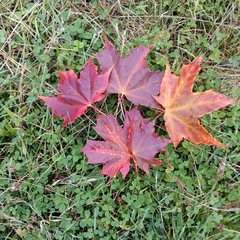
[174,177,190,196]
[216,158,226,182]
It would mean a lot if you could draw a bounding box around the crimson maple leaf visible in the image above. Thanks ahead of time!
[153,55,236,148]
[39,60,111,129]
[95,37,164,108]
[81,108,172,178]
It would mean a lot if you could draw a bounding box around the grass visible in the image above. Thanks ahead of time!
[0,0,240,239]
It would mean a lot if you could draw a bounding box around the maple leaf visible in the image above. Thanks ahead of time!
[153,55,236,148]
[38,59,111,129]
[81,108,172,178]
[95,37,164,108]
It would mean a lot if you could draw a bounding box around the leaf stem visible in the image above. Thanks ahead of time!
[153,110,164,122]
[114,94,124,117]
[90,104,106,116]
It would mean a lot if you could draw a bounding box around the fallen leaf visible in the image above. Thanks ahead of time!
[153,55,236,147]
[39,59,111,129]
[81,108,172,178]
[95,37,164,108]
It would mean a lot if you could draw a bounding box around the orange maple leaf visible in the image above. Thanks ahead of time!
[153,55,236,148]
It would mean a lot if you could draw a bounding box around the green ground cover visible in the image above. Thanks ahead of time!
[0,0,239,239]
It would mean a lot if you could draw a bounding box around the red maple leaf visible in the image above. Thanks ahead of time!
[81,108,172,178]
[95,37,164,108]
[39,59,111,129]
[153,55,236,148]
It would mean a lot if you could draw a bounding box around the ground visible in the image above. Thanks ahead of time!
[0,1,239,239]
